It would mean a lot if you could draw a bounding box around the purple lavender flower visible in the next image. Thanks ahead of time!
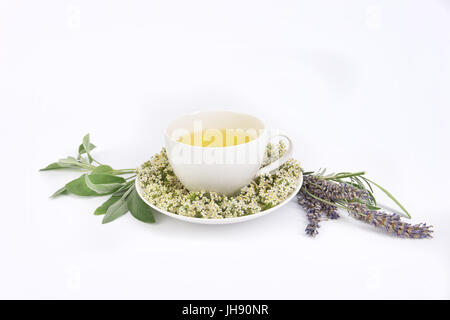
[303,176,369,202]
[298,191,323,236]
[347,203,433,239]
[298,174,433,239]
[320,203,340,220]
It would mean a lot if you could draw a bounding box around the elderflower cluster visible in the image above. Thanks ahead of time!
[137,142,302,219]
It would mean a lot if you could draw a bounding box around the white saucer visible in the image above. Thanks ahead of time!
[135,172,303,224]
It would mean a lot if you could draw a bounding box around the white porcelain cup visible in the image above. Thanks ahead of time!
[165,111,293,195]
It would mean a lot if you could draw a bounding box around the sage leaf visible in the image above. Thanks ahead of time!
[40,158,80,171]
[112,180,134,196]
[102,197,129,224]
[50,186,67,198]
[84,174,124,194]
[40,162,67,171]
[81,134,95,164]
[58,156,82,167]
[65,174,125,196]
[65,175,98,196]
[78,142,96,155]
[127,187,155,223]
[94,195,121,215]
[82,134,91,152]
[87,173,125,184]
[91,165,113,174]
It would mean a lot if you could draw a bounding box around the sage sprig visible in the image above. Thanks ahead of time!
[40,134,154,224]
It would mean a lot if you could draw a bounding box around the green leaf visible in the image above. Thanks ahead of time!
[360,176,375,194]
[102,199,128,223]
[58,156,82,167]
[65,175,99,196]
[50,186,67,198]
[365,178,411,219]
[91,165,113,174]
[94,196,121,215]
[351,176,366,191]
[88,174,125,184]
[366,204,381,210]
[102,189,133,224]
[112,180,134,196]
[102,183,134,223]
[80,134,95,164]
[347,198,380,210]
[78,142,96,155]
[82,134,91,152]
[84,174,124,194]
[65,174,125,196]
[40,162,67,171]
[40,157,84,171]
[127,187,155,223]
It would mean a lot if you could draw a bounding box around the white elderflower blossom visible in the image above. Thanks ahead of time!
[137,142,302,219]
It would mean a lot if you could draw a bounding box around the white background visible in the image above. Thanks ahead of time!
[1,0,449,299]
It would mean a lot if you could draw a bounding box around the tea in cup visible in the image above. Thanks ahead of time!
[165,111,293,195]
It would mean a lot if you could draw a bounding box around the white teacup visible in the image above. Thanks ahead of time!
[165,111,293,195]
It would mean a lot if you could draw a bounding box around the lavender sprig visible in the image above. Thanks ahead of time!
[298,191,323,236]
[348,203,432,239]
[298,170,433,238]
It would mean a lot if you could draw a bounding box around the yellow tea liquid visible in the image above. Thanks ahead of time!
[178,128,257,147]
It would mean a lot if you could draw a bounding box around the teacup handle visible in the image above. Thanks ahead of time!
[256,132,293,176]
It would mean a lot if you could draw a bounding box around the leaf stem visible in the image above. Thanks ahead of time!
[364,178,411,219]
[324,171,366,180]
[301,187,348,211]
[112,169,137,175]
[92,159,104,166]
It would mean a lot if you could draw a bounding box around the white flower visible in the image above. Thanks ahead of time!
[137,142,302,219]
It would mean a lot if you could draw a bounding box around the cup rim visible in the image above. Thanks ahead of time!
[164,110,267,150]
